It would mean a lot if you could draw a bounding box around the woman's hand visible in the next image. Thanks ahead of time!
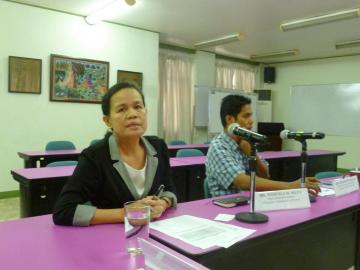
[141,196,168,220]
[289,177,320,195]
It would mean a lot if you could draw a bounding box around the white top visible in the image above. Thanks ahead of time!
[124,158,147,196]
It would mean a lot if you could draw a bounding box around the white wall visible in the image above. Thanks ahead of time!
[0,1,159,193]
[260,55,360,169]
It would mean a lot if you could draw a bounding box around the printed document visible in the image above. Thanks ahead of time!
[150,215,255,249]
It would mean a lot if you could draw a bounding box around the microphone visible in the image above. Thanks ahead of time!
[280,129,325,140]
[228,123,267,143]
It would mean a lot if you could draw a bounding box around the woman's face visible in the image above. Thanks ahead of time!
[103,88,147,139]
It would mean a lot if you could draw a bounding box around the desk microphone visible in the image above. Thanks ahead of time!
[280,130,325,140]
[228,123,267,143]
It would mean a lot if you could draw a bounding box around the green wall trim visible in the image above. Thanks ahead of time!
[268,53,360,65]
[160,43,260,66]
[160,43,196,54]
[0,190,19,199]
[215,54,259,66]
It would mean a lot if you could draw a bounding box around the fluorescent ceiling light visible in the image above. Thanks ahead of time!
[280,8,360,31]
[250,49,299,60]
[85,0,136,25]
[335,39,360,49]
[194,32,245,49]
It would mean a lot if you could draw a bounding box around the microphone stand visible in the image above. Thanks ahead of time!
[299,139,316,203]
[236,140,269,223]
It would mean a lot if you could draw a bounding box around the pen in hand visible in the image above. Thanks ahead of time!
[152,184,165,200]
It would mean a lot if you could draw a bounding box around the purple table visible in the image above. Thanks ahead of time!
[11,158,195,217]
[18,149,82,168]
[170,156,207,166]
[260,149,345,181]
[11,150,346,217]
[167,144,209,157]
[150,190,360,270]
[18,144,210,168]
[259,149,344,159]
[0,215,208,270]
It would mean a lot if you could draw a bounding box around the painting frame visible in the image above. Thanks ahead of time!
[117,70,143,90]
[8,56,42,94]
[50,54,109,104]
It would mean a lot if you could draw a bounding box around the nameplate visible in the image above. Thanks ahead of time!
[254,188,310,212]
[333,176,359,197]
[138,238,206,270]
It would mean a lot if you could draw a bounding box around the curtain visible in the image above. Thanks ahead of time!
[216,60,256,93]
[159,52,193,143]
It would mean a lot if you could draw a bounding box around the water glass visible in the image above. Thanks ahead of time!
[124,201,150,255]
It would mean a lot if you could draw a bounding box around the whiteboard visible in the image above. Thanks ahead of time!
[194,85,258,133]
[289,83,360,136]
[194,85,215,126]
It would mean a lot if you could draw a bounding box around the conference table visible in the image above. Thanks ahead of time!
[167,144,209,157]
[17,144,210,168]
[0,215,208,270]
[11,158,193,217]
[12,150,345,217]
[150,188,360,270]
[3,187,358,270]
[259,150,345,181]
[17,147,344,181]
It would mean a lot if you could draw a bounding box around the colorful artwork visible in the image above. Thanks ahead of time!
[50,54,109,103]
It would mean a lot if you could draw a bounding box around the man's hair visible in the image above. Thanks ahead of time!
[220,95,251,127]
[101,82,145,116]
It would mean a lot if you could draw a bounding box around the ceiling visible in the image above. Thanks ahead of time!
[8,0,360,63]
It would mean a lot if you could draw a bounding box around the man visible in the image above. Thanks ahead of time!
[205,94,320,197]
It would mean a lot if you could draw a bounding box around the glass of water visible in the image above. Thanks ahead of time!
[124,201,150,255]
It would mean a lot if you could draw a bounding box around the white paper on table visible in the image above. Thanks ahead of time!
[333,176,359,197]
[150,215,255,249]
[318,187,335,197]
[214,214,235,222]
[254,188,310,212]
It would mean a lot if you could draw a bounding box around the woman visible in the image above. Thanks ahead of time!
[53,82,177,226]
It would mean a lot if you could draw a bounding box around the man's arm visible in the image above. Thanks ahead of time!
[256,157,270,178]
[239,139,269,178]
[233,173,320,193]
[233,173,293,190]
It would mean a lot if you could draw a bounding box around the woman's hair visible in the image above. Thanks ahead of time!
[101,82,145,116]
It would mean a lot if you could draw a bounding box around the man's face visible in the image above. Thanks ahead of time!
[235,104,253,130]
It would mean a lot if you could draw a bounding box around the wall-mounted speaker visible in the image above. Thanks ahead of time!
[264,67,275,83]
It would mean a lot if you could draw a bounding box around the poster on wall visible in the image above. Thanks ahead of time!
[117,70,143,90]
[8,56,42,94]
[50,54,109,103]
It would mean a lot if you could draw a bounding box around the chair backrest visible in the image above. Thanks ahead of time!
[314,171,342,179]
[203,178,211,198]
[169,140,187,145]
[45,140,76,151]
[46,160,78,167]
[90,139,101,146]
[176,148,204,158]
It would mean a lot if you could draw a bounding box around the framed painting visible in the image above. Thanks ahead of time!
[117,70,143,90]
[8,56,42,94]
[50,54,109,103]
